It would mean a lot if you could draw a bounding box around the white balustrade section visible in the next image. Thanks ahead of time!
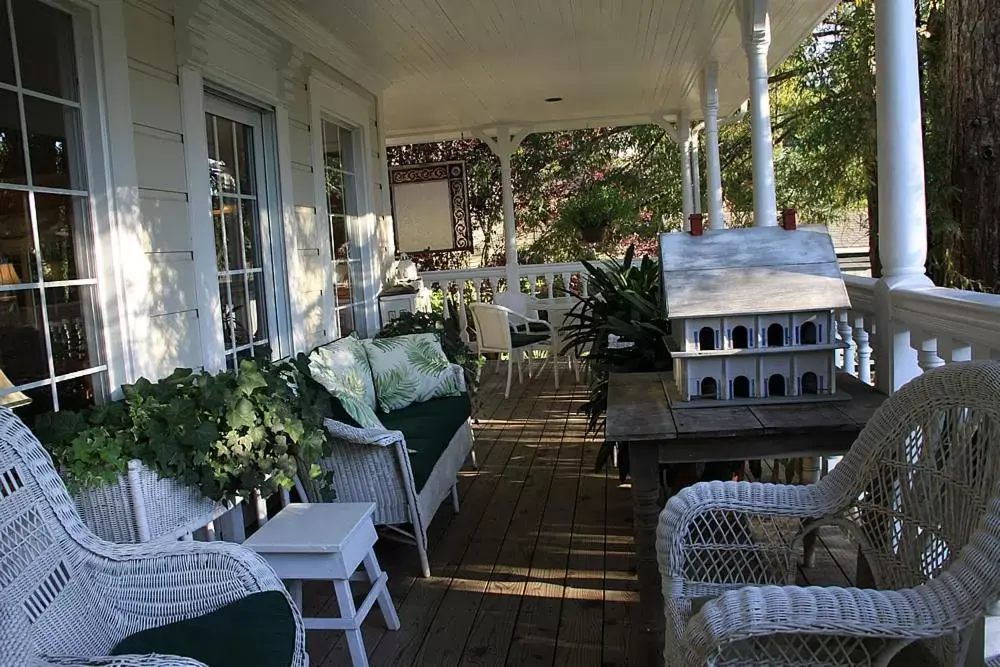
[421,262,591,342]
[840,274,1000,389]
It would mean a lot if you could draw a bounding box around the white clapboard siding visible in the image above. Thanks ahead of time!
[292,166,316,209]
[147,253,199,317]
[129,66,183,134]
[148,310,203,377]
[133,129,187,193]
[289,120,312,166]
[123,1,176,75]
[138,194,191,254]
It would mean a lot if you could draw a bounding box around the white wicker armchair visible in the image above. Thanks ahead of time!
[658,361,1000,666]
[0,408,306,667]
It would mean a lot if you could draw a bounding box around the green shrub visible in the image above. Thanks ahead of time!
[34,359,330,502]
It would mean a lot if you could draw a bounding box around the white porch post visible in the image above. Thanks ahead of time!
[691,131,703,215]
[678,111,694,229]
[873,0,934,392]
[702,63,725,228]
[479,126,526,292]
[741,0,778,227]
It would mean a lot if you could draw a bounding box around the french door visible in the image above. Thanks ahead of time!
[204,96,282,367]
[322,117,366,337]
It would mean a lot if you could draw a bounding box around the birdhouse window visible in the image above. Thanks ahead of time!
[802,372,819,395]
[766,323,785,347]
[800,321,818,345]
[698,327,716,351]
[731,326,750,349]
[732,376,751,398]
[768,374,786,397]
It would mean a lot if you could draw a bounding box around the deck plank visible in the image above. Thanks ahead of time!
[361,367,533,667]
[553,414,606,667]
[455,373,570,666]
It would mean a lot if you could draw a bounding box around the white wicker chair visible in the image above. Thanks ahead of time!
[312,363,475,578]
[469,302,556,398]
[658,361,1000,666]
[0,408,306,667]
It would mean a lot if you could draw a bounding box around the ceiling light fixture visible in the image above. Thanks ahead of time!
[544,97,563,103]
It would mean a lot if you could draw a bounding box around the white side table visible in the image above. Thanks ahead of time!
[243,502,400,667]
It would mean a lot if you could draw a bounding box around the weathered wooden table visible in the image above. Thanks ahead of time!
[606,371,887,637]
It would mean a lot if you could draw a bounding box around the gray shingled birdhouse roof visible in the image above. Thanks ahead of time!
[659,225,852,319]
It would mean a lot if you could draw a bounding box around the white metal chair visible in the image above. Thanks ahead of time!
[0,407,307,666]
[469,302,555,397]
[658,361,1000,666]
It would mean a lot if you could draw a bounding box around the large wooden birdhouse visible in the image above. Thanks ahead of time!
[659,220,851,408]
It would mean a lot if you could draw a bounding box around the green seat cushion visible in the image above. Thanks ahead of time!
[380,393,471,493]
[510,321,550,334]
[510,331,550,348]
[111,591,295,667]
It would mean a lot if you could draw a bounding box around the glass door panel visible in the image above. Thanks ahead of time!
[322,118,365,337]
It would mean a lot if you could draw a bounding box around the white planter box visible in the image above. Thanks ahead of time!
[73,460,230,543]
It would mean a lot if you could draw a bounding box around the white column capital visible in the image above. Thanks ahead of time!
[740,0,772,50]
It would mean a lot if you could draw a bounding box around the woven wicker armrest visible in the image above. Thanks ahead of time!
[684,581,972,666]
[322,418,405,447]
[89,540,303,646]
[39,656,208,666]
[658,480,838,593]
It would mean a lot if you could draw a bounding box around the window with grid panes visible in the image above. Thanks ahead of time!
[322,118,366,337]
[0,0,107,419]
[205,105,274,368]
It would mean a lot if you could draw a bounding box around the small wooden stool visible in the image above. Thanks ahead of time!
[243,502,399,667]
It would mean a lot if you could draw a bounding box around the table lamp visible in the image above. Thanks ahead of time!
[0,368,31,409]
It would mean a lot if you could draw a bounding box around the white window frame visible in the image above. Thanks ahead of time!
[308,73,380,340]
[0,0,137,410]
[203,94,288,367]
[180,65,293,372]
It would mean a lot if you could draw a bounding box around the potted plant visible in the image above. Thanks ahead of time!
[33,360,331,543]
[559,183,635,243]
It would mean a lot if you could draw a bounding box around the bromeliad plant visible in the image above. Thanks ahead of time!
[34,359,331,502]
[559,244,673,471]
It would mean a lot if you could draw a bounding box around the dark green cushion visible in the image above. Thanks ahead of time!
[111,591,295,667]
[510,331,550,348]
[380,393,471,492]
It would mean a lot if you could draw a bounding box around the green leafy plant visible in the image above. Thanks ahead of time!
[559,244,673,471]
[559,182,638,241]
[35,360,331,503]
[376,311,484,391]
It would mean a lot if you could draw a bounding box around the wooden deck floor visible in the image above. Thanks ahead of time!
[302,361,859,667]
[304,361,655,666]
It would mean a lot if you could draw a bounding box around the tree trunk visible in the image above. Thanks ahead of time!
[867,169,882,279]
[946,0,1000,292]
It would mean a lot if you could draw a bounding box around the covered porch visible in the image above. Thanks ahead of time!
[301,363,865,666]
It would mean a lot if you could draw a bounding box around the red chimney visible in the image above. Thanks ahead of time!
[689,213,704,236]
[782,208,797,230]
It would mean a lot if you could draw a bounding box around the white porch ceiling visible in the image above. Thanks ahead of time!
[297,0,838,143]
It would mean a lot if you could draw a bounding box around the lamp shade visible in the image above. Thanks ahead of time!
[396,255,418,282]
[0,262,20,286]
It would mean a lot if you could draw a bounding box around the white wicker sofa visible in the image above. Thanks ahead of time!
[307,354,476,578]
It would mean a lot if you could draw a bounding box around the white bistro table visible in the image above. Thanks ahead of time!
[243,502,400,667]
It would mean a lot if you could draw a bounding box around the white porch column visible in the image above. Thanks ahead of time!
[702,62,725,228]
[678,111,694,229]
[691,131,703,215]
[479,126,527,292]
[872,0,934,393]
[741,0,778,227]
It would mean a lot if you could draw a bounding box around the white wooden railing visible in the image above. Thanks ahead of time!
[422,261,1000,389]
[421,262,591,340]
[838,275,1000,389]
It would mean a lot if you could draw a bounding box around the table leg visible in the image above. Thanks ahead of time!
[801,457,822,568]
[286,579,303,613]
[629,440,664,638]
[363,550,400,631]
[333,578,368,667]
